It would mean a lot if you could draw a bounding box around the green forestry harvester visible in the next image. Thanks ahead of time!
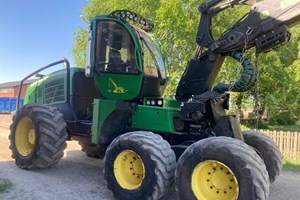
[9,0,300,199]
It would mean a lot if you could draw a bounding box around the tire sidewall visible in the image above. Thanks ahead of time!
[176,148,244,200]
[243,131,282,183]
[104,137,158,200]
[10,104,67,169]
[10,105,40,168]
[176,138,266,200]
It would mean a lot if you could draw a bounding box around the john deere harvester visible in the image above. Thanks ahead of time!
[10,0,300,199]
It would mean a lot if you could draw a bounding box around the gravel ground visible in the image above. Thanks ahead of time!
[1,114,300,200]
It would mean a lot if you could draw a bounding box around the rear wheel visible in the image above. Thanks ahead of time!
[175,137,270,200]
[103,131,176,200]
[9,104,68,169]
[243,131,282,183]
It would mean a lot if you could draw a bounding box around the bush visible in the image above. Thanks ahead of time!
[265,108,298,125]
[269,114,297,125]
[241,120,269,129]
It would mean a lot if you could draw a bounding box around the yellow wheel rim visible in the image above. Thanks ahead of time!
[114,150,145,190]
[191,160,239,200]
[15,117,36,156]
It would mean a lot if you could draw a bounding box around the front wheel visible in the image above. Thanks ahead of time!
[103,131,176,200]
[175,137,270,200]
[9,104,68,169]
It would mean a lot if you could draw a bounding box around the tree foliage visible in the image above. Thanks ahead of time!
[72,0,300,125]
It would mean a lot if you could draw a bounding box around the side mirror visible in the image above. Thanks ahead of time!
[85,30,92,77]
[35,73,44,78]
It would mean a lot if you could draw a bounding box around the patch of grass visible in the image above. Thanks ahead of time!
[283,159,300,172]
[0,179,12,193]
[268,121,300,132]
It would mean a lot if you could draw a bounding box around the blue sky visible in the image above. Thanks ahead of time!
[0,0,87,83]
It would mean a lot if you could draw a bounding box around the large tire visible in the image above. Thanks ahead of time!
[243,131,282,183]
[77,138,106,159]
[103,131,176,200]
[9,104,68,169]
[175,137,270,200]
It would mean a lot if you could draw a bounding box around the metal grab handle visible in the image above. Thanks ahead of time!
[17,58,70,110]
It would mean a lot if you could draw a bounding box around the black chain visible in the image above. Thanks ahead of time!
[254,53,260,129]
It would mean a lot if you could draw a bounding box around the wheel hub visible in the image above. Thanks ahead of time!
[114,150,145,190]
[27,129,36,145]
[15,117,36,156]
[191,160,239,200]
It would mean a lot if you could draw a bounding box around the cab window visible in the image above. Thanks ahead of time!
[95,21,138,74]
[136,29,166,79]
[143,44,158,77]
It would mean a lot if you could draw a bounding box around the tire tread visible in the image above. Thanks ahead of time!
[104,131,176,200]
[9,104,68,169]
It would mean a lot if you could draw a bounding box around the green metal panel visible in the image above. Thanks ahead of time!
[91,98,117,144]
[24,68,84,105]
[131,105,180,133]
[24,83,37,104]
[164,99,181,108]
[93,73,143,100]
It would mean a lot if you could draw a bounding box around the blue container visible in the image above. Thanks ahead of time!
[0,97,7,113]
[0,97,24,113]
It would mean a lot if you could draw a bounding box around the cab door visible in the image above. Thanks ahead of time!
[90,18,144,100]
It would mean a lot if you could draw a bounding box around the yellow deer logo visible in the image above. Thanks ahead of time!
[109,78,127,94]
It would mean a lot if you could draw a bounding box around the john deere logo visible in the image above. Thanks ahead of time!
[109,78,127,94]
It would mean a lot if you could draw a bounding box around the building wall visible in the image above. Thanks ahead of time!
[0,84,30,98]
[0,88,14,97]
[13,84,29,99]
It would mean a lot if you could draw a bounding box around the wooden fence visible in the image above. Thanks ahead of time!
[259,130,300,160]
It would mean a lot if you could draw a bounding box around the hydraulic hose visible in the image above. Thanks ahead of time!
[213,51,257,93]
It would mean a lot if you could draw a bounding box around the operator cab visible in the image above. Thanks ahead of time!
[86,10,168,101]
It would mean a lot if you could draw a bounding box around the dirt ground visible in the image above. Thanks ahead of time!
[1,114,300,200]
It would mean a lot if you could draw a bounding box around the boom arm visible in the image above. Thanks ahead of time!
[176,0,300,101]
[198,0,300,53]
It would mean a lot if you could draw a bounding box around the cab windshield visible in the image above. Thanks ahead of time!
[95,21,139,74]
[135,28,166,80]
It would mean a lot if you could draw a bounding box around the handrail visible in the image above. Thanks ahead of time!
[17,58,70,110]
